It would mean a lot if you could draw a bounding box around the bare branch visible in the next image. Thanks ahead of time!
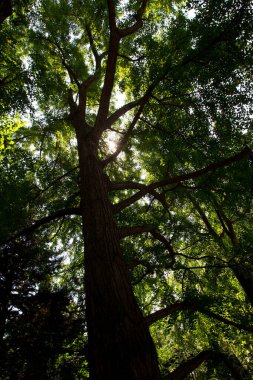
[119,225,176,261]
[118,53,145,62]
[32,165,79,199]
[119,225,155,238]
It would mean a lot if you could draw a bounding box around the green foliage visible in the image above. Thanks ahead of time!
[0,0,253,378]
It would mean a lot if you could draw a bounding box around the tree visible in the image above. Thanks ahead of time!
[0,0,253,379]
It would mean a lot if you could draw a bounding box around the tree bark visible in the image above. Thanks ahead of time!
[76,134,161,380]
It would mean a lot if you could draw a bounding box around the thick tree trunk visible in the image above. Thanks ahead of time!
[77,135,161,380]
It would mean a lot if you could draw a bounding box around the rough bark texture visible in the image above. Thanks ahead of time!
[77,134,161,380]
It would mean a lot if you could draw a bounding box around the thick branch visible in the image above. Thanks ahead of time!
[119,0,149,38]
[107,0,117,32]
[94,1,120,131]
[168,350,251,380]
[1,207,81,245]
[114,147,253,212]
[145,301,253,333]
[145,302,190,326]
[106,99,141,127]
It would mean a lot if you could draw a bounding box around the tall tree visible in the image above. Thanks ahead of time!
[1,0,253,379]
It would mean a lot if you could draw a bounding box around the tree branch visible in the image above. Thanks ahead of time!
[118,0,149,38]
[85,24,101,69]
[93,1,120,132]
[119,225,175,259]
[145,301,253,333]
[45,37,80,87]
[1,207,81,245]
[114,147,253,212]
[167,350,251,380]
[110,181,169,210]
[106,99,141,127]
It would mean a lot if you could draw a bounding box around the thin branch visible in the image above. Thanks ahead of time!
[32,165,79,199]
[0,207,81,245]
[119,225,175,259]
[145,301,253,333]
[132,267,154,285]
[118,53,145,62]
[110,181,169,210]
[102,104,146,165]
[176,252,228,263]
[85,24,101,69]
[45,37,80,87]
[114,147,253,212]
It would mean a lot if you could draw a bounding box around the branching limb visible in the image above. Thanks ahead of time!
[119,225,176,261]
[93,1,120,131]
[1,207,81,245]
[119,0,149,38]
[111,181,169,210]
[166,350,251,380]
[32,165,79,199]
[145,301,253,333]
[85,24,101,69]
[114,147,253,212]
[105,99,141,127]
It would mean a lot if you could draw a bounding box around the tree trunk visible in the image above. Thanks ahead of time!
[77,134,161,380]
